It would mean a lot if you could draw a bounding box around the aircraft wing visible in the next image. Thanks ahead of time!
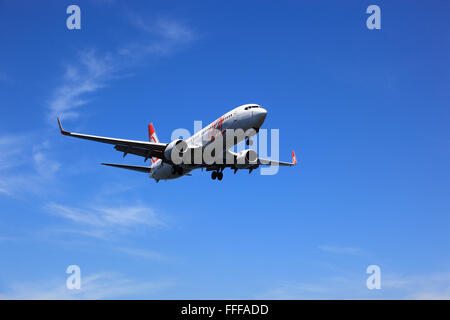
[258,151,297,167]
[201,150,297,172]
[258,159,295,166]
[58,118,167,160]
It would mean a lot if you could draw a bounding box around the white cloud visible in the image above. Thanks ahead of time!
[48,16,195,122]
[129,17,196,55]
[155,18,194,43]
[383,272,450,300]
[32,140,61,177]
[256,271,450,300]
[0,135,61,197]
[118,17,196,61]
[45,202,166,240]
[47,203,164,228]
[48,50,115,121]
[0,135,27,170]
[2,272,174,299]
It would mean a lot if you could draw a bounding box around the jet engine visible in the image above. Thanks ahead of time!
[234,149,258,169]
[164,139,188,164]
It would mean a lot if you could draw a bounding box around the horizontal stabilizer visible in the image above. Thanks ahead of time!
[101,163,151,173]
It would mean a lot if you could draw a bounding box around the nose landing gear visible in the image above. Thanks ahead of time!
[211,170,224,181]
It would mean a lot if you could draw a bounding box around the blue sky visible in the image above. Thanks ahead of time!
[0,0,449,299]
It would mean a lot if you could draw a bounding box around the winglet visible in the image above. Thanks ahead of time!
[292,150,297,165]
[57,117,69,135]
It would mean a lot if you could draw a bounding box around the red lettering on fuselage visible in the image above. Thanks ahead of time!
[209,116,224,142]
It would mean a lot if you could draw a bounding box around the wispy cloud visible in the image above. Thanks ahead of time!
[256,271,450,300]
[45,202,166,239]
[318,245,363,256]
[127,16,196,56]
[32,140,61,177]
[48,16,196,122]
[0,135,27,171]
[46,203,164,228]
[2,272,174,299]
[383,272,450,300]
[47,50,116,121]
[0,135,61,197]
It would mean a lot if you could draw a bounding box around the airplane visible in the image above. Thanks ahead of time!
[57,104,296,182]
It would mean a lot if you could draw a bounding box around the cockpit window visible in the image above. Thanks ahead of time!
[244,105,260,110]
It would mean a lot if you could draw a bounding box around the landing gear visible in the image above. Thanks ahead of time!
[211,170,223,181]
[246,138,253,146]
[172,166,183,175]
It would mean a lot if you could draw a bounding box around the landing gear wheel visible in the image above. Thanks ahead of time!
[211,171,217,180]
[217,172,223,181]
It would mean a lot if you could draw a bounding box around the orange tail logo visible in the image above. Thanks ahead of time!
[148,123,160,164]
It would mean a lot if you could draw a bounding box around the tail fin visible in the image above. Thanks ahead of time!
[292,151,297,165]
[148,123,160,164]
[148,123,159,143]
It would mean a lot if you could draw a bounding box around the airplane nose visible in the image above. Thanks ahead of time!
[254,108,267,127]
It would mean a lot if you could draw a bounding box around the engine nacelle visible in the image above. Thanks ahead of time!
[235,149,258,169]
[164,139,188,164]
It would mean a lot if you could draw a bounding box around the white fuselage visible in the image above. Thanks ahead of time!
[149,104,267,181]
